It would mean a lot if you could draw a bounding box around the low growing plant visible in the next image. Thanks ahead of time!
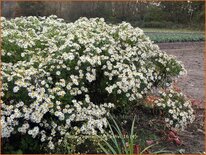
[155,87,195,130]
[98,116,137,154]
[98,116,173,154]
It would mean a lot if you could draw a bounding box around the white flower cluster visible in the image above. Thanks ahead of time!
[155,88,195,131]
[1,15,186,150]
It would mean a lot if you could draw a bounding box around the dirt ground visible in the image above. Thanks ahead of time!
[158,42,204,108]
[156,42,205,153]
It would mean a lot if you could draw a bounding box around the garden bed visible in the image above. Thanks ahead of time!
[1,16,204,154]
[144,29,204,43]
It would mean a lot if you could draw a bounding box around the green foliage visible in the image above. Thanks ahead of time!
[98,116,173,154]
[3,1,204,30]
[140,21,175,29]
[98,116,137,154]
[18,2,45,16]
[144,31,204,43]
[3,135,42,154]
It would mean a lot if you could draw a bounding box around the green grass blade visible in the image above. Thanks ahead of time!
[111,116,129,154]
[107,120,122,154]
[153,148,173,154]
[129,116,136,154]
[98,142,111,154]
[140,143,157,154]
[97,135,117,154]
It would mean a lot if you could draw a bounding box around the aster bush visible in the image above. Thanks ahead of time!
[1,15,194,153]
[155,88,195,131]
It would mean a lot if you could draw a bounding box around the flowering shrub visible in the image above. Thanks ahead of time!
[155,88,195,130]
[1,15,188,152]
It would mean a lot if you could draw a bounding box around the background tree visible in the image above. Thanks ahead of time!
[2,1,205,30]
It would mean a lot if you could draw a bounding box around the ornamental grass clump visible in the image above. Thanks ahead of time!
[1,15,192,152]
